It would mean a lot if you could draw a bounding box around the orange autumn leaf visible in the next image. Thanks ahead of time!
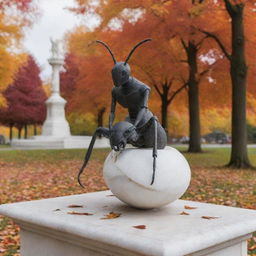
[68,204,83,208]
[133,225,146,230]
[180,211,190,215]
[249,244,256,251]
[67,211,93,216]
[184,205,197,210]
[101,212,121,220]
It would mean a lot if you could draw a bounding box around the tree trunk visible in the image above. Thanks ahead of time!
[97,107,106,127]
[9,124,13,141]
[187,42,202,152]
[161,85,169,136]
[18,127,22,139]
[24,124,28,139]
[226,3,251,168]
[34,124,37,136]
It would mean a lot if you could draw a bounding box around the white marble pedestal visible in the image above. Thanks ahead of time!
[11,136,109,149]
[0,191,255,256]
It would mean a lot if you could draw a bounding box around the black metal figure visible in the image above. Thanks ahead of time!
[78,39,167,187]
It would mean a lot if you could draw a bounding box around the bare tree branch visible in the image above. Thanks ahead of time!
[196,35,208,48]
[167,82,188,105]
[136,64,163,97]
[199,29,231,61]
[223,0,237,15]
[180,37,188,52]
[153,83,162,97]
[167,78,174,89]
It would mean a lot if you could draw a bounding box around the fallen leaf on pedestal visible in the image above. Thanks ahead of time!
[101,212,121,219]
[201,216,219,220]
[68,204,83,208]
[53,209,61,212]
[106,194,115,197]
[133,225,146,229]
[184,205,197,210]
[180,211,190,215]
[67,211,93,216]
[249,244,256,251]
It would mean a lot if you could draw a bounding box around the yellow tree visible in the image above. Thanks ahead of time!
[0,0,38,106]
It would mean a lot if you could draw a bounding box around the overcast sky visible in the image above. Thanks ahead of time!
[23,0,97,80]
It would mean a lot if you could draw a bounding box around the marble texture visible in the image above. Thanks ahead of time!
[0,191,255,256]
[103,146,191,209]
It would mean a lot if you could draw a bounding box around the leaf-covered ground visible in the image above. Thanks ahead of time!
[0,147,255,256]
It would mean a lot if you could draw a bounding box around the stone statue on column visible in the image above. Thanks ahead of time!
[41,38,71,137]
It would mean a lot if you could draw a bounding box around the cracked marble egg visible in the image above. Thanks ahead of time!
[103,146,191,209]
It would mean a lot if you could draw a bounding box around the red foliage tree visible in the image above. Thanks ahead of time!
[0,55,46,139]
[60,54,80,112]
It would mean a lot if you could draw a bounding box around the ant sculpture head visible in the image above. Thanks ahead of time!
[110,121,138,151]
[96,39,152,87]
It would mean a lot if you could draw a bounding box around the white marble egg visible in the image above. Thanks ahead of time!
[103,146,191,209]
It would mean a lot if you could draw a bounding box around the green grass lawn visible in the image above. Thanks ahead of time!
[0,146,255,166]
[0,146,255,255]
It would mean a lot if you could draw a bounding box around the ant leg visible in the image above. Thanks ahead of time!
[151,117,158,185]
[78,127,110,188]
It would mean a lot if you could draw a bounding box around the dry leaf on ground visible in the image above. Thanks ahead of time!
[180,211,190,215]
[67,211,93,216]
[101,212,121,219]
[184,205,197,210]
[249,244,256,251]
[133,225,146,229]
[201,216,219,220]
[68,205,83,208]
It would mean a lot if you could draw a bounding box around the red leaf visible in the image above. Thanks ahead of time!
[133,225,146,229]
[201,216,219,220]
[68,204,83,208]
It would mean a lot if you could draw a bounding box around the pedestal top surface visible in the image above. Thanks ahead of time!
[0,190,256,256]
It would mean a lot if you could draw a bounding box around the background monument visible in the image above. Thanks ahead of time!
[42,38,71,137]
[11,38,108,149]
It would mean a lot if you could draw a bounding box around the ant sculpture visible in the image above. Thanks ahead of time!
[78,38,167,187]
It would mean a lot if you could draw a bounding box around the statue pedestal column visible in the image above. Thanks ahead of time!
[0,191,256,256]
[42,58,70,137]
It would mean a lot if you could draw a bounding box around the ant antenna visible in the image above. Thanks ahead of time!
[95,40,117,64]
[124,38,152,65]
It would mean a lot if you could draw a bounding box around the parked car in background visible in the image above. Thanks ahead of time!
[0,135,6,145]
[179,136,190,144]
[203,131,231,144]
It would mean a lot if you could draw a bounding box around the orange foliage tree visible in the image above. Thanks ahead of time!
[0,0,38,106]
[69,0,256,162]
[199,0,256,168]
[63,29,114,127]
[69,0,221,150]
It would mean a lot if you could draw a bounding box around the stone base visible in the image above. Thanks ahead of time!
[11,136,109,149]
[0,191,255,256]
[42,93,71,137]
